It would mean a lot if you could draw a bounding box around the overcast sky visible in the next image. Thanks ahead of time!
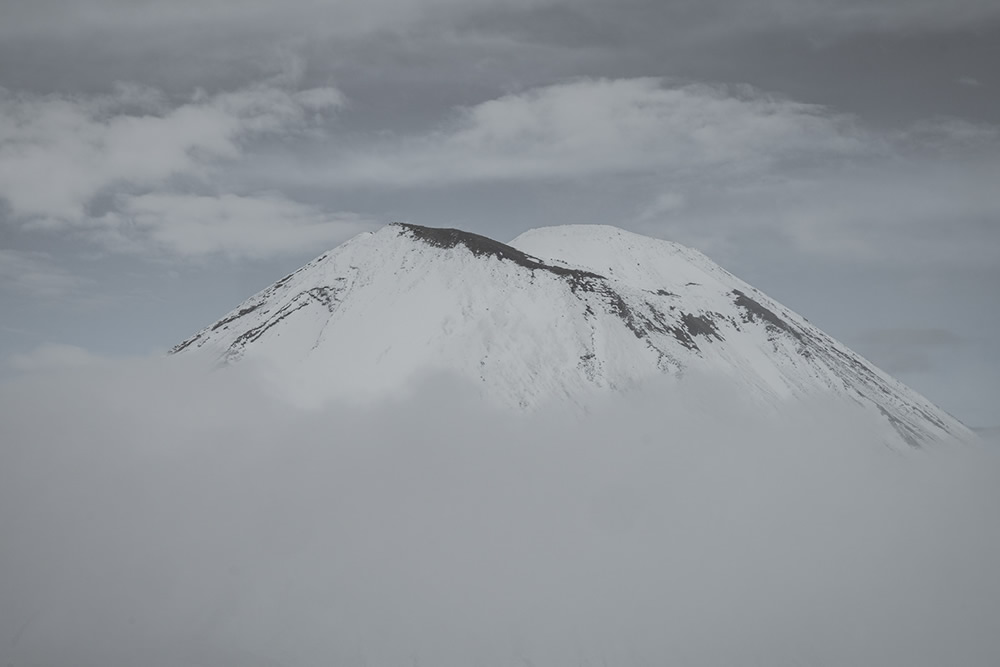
[1,0,998,426]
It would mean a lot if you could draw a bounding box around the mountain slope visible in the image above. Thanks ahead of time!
[171,222,971,447]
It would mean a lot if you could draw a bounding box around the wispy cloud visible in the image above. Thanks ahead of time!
[279,76,998,267]
[0,79,363,260]
[2,74,996,267]
[93,192,375,260]
[320,78,868,186]
[0,81,343,223]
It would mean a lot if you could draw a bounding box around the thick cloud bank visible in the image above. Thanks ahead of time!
[1,357,998,667]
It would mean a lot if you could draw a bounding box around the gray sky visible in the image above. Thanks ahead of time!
[1,0,998,426]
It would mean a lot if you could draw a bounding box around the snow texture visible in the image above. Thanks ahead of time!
[172,223,971,447]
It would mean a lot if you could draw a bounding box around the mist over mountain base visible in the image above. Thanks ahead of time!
[1,357,998,667]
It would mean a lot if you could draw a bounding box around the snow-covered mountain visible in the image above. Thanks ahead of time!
[172,223,971,447]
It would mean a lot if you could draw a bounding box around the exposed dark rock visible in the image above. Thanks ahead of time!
[226,299,312,357]
[169,337,198,354]
[395,223,606,284]
[599,286,646,338]
[666,326,699,351]
[210,304,263,332]
[732,289,803,342]
[306,284,343,311]
[681,313,723,342]
[399,223,665,339]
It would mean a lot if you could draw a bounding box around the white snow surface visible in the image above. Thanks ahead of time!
[172,223,971,447]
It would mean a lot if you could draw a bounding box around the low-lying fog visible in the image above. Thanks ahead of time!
[2,356,998,667]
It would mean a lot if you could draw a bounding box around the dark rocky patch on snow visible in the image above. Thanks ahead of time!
[396,223,606,286]
[681,312,723,342]
[732,289,803,342]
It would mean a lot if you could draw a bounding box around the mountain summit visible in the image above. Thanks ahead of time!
[172,223,969,446]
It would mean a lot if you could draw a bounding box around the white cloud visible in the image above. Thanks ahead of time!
[0,82,344,223]
[637,191,688,220]
[742,160,998,266]
[3,74,995,268]
[93,192,375,260]
[618,108,1000,266]
[0,249,86,298]
[247,76,995,270]
[324,78,868,186]
[0,361,997,666]
[0,80,365,261]
[630,168,1000,268]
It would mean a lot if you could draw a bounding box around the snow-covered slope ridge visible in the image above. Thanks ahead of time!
[171,222,970,446]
